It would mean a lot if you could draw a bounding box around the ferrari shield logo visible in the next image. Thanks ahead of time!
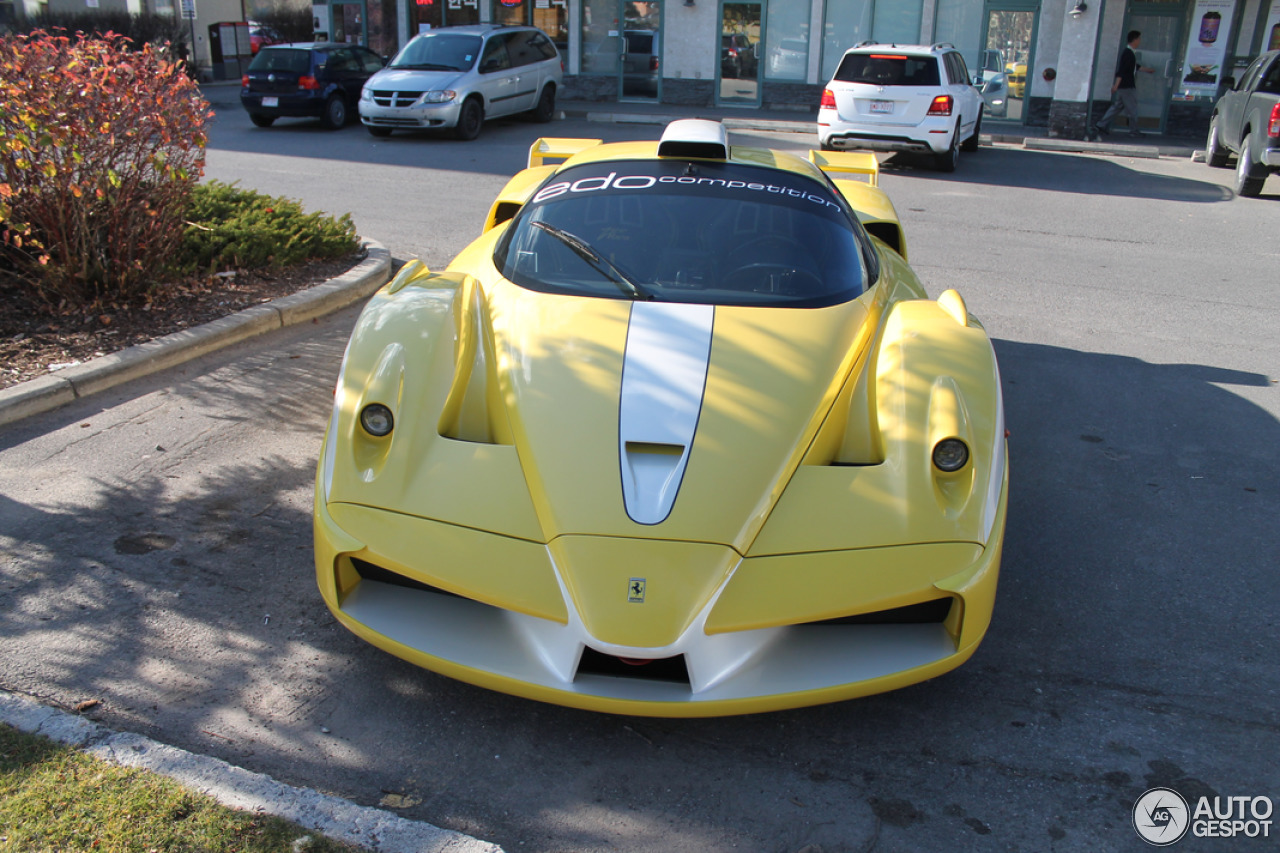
[628,577,646,603]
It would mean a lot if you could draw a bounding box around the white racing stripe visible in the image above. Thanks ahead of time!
[618,301,715,525]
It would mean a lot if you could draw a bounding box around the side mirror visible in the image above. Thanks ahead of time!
[1223,75,1236,90]
[481,59,501,73]
[381,56,389,66]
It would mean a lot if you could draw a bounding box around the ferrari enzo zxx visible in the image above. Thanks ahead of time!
[314,120,1008,716]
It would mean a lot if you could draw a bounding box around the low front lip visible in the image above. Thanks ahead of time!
[313,466,1008,717]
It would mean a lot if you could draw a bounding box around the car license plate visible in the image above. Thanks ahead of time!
[869,100,893,114]
[262,96,278,108]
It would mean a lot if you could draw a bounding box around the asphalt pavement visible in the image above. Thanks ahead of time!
[1,92,1277,852]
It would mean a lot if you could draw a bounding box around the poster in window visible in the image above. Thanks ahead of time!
[1178,0,1235,97]
[1263,1,1280,52]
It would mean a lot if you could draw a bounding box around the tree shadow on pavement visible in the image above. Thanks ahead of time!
[1,337,1277,853]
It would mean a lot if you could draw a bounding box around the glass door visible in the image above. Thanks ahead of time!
[581,0,661,102]
[718,1,762,106]
[980,7,1037,123]
[620,1,662,101]
[1123,6,1182,132]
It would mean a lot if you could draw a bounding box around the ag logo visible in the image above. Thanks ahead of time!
[627,577,646,603]
[1133,788,1190,846]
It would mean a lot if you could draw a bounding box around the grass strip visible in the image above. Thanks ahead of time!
[0,722,361,852]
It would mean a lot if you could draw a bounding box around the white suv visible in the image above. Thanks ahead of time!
[818,43,983,172]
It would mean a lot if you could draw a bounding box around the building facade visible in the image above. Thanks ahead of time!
[314,0,1280,136]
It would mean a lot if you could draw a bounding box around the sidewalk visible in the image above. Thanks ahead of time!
[556,97,1202,159]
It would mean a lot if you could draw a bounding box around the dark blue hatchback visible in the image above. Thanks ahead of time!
[241,43,385,129]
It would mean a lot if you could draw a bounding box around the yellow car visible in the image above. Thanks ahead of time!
[314,120,1008,717]
[1006,62,1027,99]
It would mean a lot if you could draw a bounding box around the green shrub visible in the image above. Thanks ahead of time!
[179,181,360,273]
[0,30,209,308]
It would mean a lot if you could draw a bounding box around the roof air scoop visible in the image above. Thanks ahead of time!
[657,119,730,160]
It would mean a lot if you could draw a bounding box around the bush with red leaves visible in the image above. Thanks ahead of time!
[0,30,211,309]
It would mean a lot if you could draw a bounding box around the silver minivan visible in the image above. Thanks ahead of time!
[359,25,562,140]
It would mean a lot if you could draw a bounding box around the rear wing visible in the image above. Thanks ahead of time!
[528,137,604,168]
[807,150,879,187]
[807,150,907,260]
[483,138,606,232]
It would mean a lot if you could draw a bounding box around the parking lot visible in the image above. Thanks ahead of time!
[1,91,1278,851]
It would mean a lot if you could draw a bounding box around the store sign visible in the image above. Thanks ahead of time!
[1178,0,1235,98]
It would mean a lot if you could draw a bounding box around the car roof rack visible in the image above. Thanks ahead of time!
[931,42,956,51]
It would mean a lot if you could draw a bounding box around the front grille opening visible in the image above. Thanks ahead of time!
[351,557,464,599]
[802,596,954,627]
[576,648,690,685]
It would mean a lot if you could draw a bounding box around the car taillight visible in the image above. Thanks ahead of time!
[298,75,320,90]
[1269,102,1280,137]
[241,74,249,88]
[728,48,738,57]
[650,56,659,71]
[928,95,953,116]
[820,88,836,109]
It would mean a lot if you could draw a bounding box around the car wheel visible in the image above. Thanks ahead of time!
[1205,115,1230,168]
[935,123,960,172]
[249,113,276,128]
[961,112,981,152]
[454,97,484,141]
[322,94,347,130]
[367,125,393,138]
[1234,132,1266,197]
[532,84,556,123]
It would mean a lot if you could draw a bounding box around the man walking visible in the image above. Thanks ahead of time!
[1093,30,1154,138]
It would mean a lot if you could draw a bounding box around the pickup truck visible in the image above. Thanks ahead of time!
[1205,49,1280,197]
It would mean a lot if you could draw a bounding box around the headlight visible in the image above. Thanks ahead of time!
[360,403,394,437]
[418,90,457,104]
[932,438,970,472]
[361,87,373,102]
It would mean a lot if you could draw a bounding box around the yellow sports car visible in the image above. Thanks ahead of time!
[314,120,1007,717]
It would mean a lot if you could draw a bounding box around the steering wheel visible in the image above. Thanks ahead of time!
[720,263,824,295]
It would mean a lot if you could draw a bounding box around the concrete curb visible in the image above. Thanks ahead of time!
[1023,137,1165,159]
[566,108,1200,156]
[0,690,504,853]
[0,241,392,429]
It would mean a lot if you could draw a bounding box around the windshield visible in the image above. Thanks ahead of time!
[494,159,867,308]
[390,33,482,71]
[834,53,940,86]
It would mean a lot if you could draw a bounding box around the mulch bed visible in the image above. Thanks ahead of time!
[0,254,362,391]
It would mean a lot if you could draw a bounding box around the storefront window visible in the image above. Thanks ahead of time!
[821,0,872,81]
[493,0,527,26]
[933,0,983,72]
[533,0,569,50]
[764,0,809,81]
[581,0,620,75]
[873,0,921,46]
[448,0,481,26]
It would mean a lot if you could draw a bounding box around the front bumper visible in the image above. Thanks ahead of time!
[313,467,1008,717]
[359,99,462,130]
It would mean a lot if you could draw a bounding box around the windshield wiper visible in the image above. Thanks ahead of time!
[530,221,656,301]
